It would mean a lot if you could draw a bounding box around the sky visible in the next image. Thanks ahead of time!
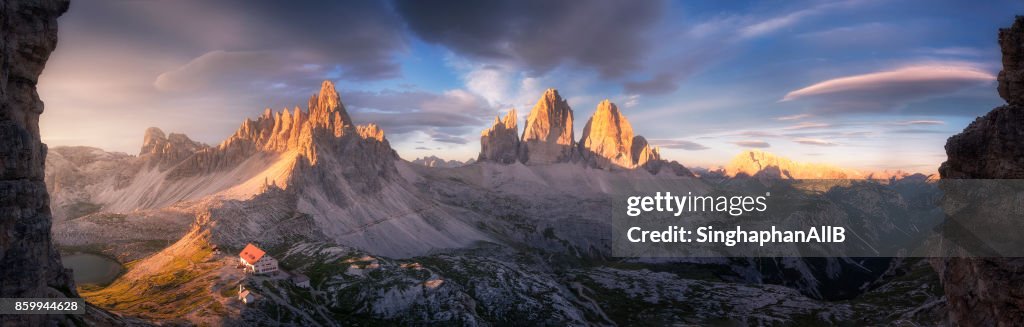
[38,0,1024,172]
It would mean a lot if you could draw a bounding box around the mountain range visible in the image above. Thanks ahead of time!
[39,80,952,325]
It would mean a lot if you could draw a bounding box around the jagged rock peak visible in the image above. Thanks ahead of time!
[357,123,385,142]
[631,135,661,167]
[580,100,635,167]
[308,80,352,128]
[141,127,167,153]
[479,108,521,164]
[520,88,575,164]
[998,16,1024,106]
[164,81,396,179]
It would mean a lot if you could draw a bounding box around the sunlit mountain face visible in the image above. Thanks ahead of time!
[39,0,1022,173]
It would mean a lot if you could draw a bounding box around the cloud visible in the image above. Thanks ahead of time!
[740,8,815,38]
[780,63,995,113]
[732,140,771,148]
[892,120,945,126]
[139,1,406,81]
[650,139,710,150]
[776,114,812,121]
[736,130,780,138]
[794,138,838,146]
[155,50,328,93]
[394,0,665,78]
[344,89,493,145]
[783,122,831,130]
[430,134,471,144]
[889,129,950,134]
[739,1,867,39]
[624,73,679,95]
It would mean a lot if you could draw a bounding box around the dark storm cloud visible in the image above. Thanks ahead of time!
[624,73,679,95]
[393,0,666,78]
[82,0,408,89]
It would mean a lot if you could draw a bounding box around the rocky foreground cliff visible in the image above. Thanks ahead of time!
[1,1,139,325]
[0,1,77,326]
[936,15,1024,326]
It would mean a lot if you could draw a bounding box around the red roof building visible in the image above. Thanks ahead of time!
[238,243,278,275]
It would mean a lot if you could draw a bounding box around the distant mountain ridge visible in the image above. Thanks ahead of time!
[723,150,933,180]
[411,155,473,168]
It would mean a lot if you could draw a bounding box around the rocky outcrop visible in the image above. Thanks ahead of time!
[161,80,397,182]
[478,108,520,164]
[139,127,208,170]
[519,89,576,164]
[578,100,661,169]
[0,0,79,325]
[475,89,692,175]
[45,146,140,221]
[642,159,696,177]
[998,16,1024,107]
[725,150,858,179]
[935,16,1024,327]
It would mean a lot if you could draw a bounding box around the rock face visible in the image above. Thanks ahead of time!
[476,89,691,176]
[519,89,576,164]
[162,80,397,183]
[936,16,1024,327]
[139,127,208,170]
[0,0,78,325]
[479,108,521,164]
[578,100,661,169]
[45,146,139,221]
[999,17,1024,107]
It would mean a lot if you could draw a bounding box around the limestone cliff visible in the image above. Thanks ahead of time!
[519,89,576,164]
[476,89,692,176]
[162,80,398,184]
[478,108,520,164]
[578,100,661,169]
[935,15,1024,326]
[0,0,78,325]
[139,127,208,171]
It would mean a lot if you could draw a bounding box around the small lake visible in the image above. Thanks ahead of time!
[62,253,123,285]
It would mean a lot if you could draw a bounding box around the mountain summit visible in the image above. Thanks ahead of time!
[579,99,661,169]
[519,89,576,164]
[477,89,687,175]
[479,108,521,164]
